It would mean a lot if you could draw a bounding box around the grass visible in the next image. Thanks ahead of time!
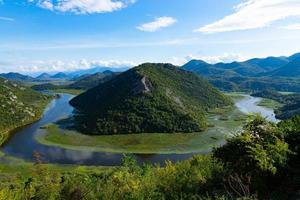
[36,106,247,154]
[257,98,283,109]
[225,92,247,102]
[51,89,84,95]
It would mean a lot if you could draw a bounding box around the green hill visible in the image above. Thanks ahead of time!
[270,57,300,77]
[70,63,232,135]
[0,78,52,145]
[67,71,118,90]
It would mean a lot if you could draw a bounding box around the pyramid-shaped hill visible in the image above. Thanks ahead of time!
[70,63,233,135]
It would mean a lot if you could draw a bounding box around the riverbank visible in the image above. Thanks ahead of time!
[36,105,247,154]
[0,96,53,146]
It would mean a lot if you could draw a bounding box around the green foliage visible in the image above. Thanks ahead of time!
[68,72,117,90]
[1,116,300,199]
[0,78,52,145]
[0,155,225,200]
[214,116,291,175]
[70,63,232,135]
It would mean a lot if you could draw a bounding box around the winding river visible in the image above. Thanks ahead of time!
[0,93,278,166]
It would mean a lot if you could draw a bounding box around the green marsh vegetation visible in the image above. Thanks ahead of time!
[36,103,246,154]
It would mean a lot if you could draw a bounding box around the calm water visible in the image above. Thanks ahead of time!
[235,95,279,123]
[0,94,277,166]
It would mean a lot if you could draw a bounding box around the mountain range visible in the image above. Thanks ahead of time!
[182,53,300,78]
[182,53,300,92]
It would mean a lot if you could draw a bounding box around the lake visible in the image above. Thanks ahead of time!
[0,93,277,166]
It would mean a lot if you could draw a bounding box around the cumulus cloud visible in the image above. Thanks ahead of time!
[166,53,247,67]
[137,16,177,32]
[30,0,135,14]
[1,59,137,73]
[196,0,300,33]
[186,53,246,64]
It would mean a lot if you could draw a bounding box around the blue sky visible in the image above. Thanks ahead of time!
[1,0,300,74]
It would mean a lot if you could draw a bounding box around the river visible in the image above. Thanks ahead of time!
[0,93,278,166]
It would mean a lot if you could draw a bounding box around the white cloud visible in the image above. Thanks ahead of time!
[186,53,247,64]
[30,0,135,14]
[0,16,14,21]
[167,53,247,67]
[137,16,177,32]
[281,23,300,30]
[38,0,54,10]
[196,0,300,33]
[15,59,137,73]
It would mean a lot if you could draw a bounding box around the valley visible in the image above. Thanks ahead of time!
[0,91,277,165]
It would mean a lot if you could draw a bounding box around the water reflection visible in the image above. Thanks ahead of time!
[0,93,278,166]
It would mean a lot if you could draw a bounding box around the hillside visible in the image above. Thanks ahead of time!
[0,78,52,145]
[67,71,118,90]
[269,57,300,77]
[0,72,35,82]
[70,63,232,135]
[182,53,300,92]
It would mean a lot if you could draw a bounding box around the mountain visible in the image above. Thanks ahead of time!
[51,72,68,79]
[0,78,51,145]
[0,72,35,82]
[182,53,300,92]
[70,63,232,135]
[67,66,130,78]
[288,52,300,61]
[269,57,300,77]
[182,56,288,77]
[36,73,52,80]
[244,57,289,71]
[68,72,118,90]
[182,60,239,77]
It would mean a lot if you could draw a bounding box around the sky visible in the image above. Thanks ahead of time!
[1,0,300,74]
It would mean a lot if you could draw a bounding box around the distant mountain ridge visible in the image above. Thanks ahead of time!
[0,72,35,82]
[182,54,296,78]
[182,52,300,92]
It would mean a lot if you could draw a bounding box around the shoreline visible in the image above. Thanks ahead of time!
[0,97,53,147]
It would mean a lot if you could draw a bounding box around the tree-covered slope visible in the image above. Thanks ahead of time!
[70,63,232,135]
[0,78,51,145]
[67,71,118,90]
[269,57,300,77]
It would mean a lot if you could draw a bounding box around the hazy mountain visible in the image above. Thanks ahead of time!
[70,63,232,135]
[68,71,119,90]
[67,66,130,78]
[36,73,52,80]
[51,72,68,79]
[0,72,35,82]
[269,57,300,77]
[182,56,291,77]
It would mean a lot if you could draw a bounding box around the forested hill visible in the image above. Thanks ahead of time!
[182,53,300,92]
[0,78,52,145]
[70,63,232,135]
